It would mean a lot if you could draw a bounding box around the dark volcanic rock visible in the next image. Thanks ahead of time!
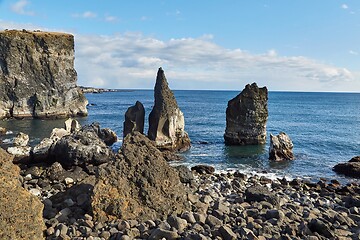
[245,185,279,206]
[123,101,145,138]
[0,30,88,119]
[92,132,190,222]
[191,165,215,174]
[0,148,45,239]
[269,132,294,161]
[224,83,268,145]
[333,156,360,178]
[49,123,115,169]
[148,68,191,152]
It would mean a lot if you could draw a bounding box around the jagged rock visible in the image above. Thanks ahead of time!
[333,156,360,178]
[0,148,45,239]
[0,127,6,135]
[49,123,115,169]
[92,132,190,222]
[82,122,117,146]
[148,68,191,152]
[7,146,31,164]
[0,30,88,119]
[13,132,29,146]
[269,132,294,161]
[123,101,145,138]
[64,118,81,133]
[224,83,268,145]
[32,137,54,162]
[50,128,70,141]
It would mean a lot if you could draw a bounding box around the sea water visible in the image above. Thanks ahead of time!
[1,90,359,182]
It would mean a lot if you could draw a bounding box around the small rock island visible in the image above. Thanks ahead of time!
[0,30,87,119]
[224,83,268,145]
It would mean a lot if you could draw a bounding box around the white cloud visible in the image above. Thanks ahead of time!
[104,15,117,22]
[72,11,97,19]
[349,50,358,55]
[11,0,34,16]
[74,33,359,92]
[341,4,349,9]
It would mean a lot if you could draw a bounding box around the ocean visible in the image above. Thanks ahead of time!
[1,90,359,183]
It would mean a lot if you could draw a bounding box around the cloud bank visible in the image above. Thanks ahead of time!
[75,33,359,92]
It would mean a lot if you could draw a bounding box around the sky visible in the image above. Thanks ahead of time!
[0,0,360,92]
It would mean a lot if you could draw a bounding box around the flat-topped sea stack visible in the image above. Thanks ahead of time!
[148,68,190,152]
[224,83,268,145]
[0,30,88,119]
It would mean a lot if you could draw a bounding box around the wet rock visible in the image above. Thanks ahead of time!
[191,165,215,174]
[49,123,115,169]
[269,132,294,161]
[224,83,268,145]
[13,132,29,146]
[333,156,360,178]
[0,30,88,119]
[0,148,45,239]
[92,132,190,222]
[123,101,145,138]
[148,67,191,152]
[175,165,194,184]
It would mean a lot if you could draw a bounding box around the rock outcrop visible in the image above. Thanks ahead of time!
[123,101,145,138]
[333,156,360,178]
[49,123,116,169]
[148,68,190,152]
[224,83,268,145]
[92,132,190,222]
[7,132,31,163]
[0,30,88,119]
[0,148,45,239]
[269,132,294,161]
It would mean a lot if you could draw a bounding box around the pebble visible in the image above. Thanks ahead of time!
[29,188,41,196]
[64,177,74,185]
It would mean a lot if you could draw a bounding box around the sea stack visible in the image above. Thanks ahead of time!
[224,83,268,145]
[123,101,145,138]
[0,30,88,119]
[269,132,294,161]
[148,68,190,152]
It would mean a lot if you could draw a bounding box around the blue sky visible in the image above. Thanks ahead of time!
[0,0,359,91]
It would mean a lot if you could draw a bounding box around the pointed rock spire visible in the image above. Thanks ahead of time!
[148,68,190,152]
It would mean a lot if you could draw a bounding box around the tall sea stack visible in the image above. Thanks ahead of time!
[224,83,268,145]
[148,68,190,152]
[0,30,88,119]
[123,101,145,138]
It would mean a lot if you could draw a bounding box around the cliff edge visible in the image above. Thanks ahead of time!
[0,30,88,119]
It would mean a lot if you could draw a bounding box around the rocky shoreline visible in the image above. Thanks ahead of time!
[18,158,360,240]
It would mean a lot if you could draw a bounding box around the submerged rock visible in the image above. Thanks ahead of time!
[224,83,268,145]
[92,132,190,222]
[123,101,145,138]
[333,156,360,178]
[0,148,45,239]
[269,132,294,161]
[148,68,191,152]
[0,30,88,119]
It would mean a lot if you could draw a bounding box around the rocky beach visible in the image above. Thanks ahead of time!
[1,29,360,240]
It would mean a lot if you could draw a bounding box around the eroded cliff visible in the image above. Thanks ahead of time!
[0,30,87,119]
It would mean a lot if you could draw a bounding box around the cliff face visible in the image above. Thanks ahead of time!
[0,30,88,119]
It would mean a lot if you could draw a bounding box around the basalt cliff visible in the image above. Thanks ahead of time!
[0,30,87,119]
